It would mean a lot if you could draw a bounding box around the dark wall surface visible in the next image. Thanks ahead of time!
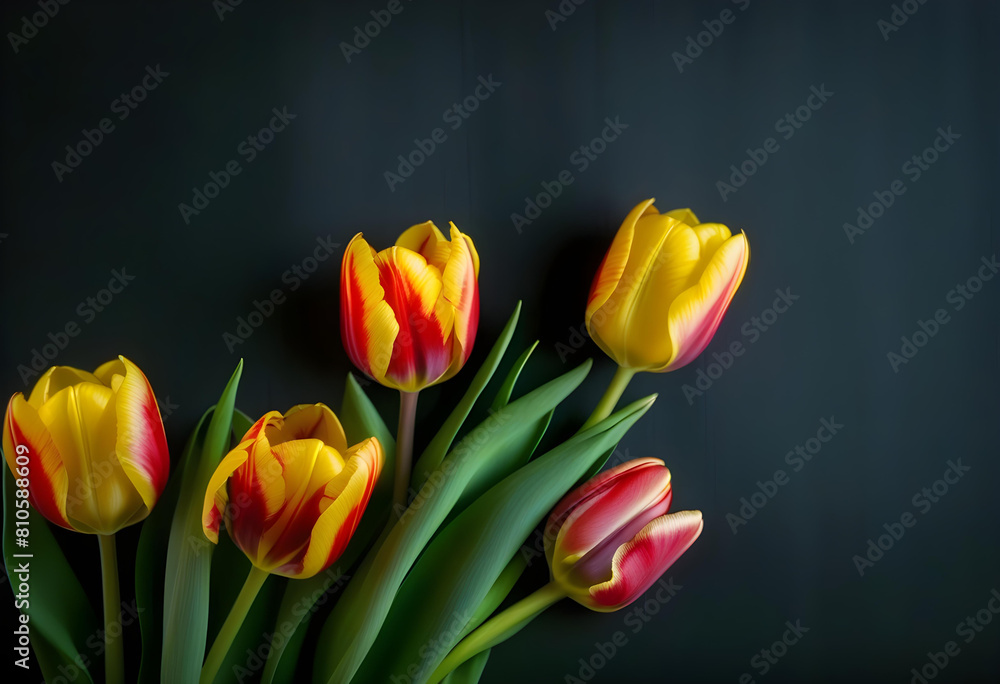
[2,1,998,683]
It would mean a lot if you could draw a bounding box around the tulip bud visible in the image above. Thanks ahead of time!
[586,199,749,372]
[202,404,383,579]
[340,221,480,392]
[545,458,703,611]
[3,356,170,535]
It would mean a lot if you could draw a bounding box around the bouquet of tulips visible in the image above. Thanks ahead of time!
[3,199,749,684]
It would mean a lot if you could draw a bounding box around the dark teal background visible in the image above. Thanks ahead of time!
[2,1,998,682]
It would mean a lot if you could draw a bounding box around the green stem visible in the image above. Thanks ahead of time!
[392,390,419,511]
[98,534,125,684]
[199,566,269,684]
[580,366,636,431]
[427,582,566,684]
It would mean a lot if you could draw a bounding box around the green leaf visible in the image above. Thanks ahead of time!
[161,360,243,683]
[489,341,538,412]
[411,303,521,491]
[372,395,656,683]
[3,467,97,684]
[260,374,396,684]
[313,359,593,684]
[441,649,490,684]
[458,555,527,642]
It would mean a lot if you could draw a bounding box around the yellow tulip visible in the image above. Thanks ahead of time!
[586,198,749,372]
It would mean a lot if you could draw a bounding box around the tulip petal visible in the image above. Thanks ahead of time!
[586,199,655,326]
[341,233,399,383]
[27,366,102,409]
[288,437,382,579]
[692,223,732,260]
[111,356,170,511]
[663,208,700,227]
[274,403,348,451]
[611,218,701,369]
[3,394,71,530]
[588,510,703,611]
[396,221,450,271]
[440,224,480,370]
[375,247,452,391]
[657,233,749,372]
[202,448,250,544]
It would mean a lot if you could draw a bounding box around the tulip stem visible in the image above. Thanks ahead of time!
[581,366,636,431]
[97,534,125,684]
[392,390,419,511]
[200,566,269,684]
[427,582,566,684]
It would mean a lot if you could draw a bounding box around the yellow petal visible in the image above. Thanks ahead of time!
[112,356,170,514]
[27,366,102,409]
[4,394,71,530]
[663,208,700,226]
[586,199,655,327]
[396,221,450,271]
[657,233,750,372]
[341,233,399,384]
[202,447,250,544]
[440,223,479,356]
[275,403,347,451]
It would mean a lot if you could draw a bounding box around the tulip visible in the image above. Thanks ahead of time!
[581,199,749,428]
[340,221,479,509]
[3,356,170,684]
[544,457,703,611]
[428,458,703,683]
[3,356,170,534]
[340,222,480,393]
[199,404,383,684]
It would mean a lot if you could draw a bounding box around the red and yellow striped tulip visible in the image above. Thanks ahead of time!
[341,222,480,392]
[202,404,383,579]
[586,199,749,372]
[2,356,170,535]
[545,457,703,612]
